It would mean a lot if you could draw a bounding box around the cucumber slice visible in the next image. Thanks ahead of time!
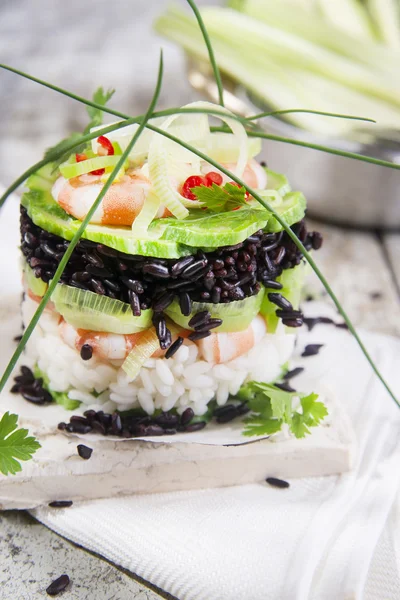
[26,163,59,193]
[265,168,292,196]
[23,260,48,297]
[52,284,153,334]
[152,209,270,247]
[21,190,190,259]
[266,191,307,233]
[165,289,265,332]
[260,262,308,332]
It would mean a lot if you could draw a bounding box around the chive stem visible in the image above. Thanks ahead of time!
[185,0,225,106]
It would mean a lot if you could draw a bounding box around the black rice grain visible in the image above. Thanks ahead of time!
[282,317,304,328]
[188,330,211,342]
[275,382,296,393]
[165,336,184,359]
[262,279,283,290]
[48,501,73,508]
[185,421,207,432]
[267,293,293,311]
[142,263,169,279]
[301,344,324,357]
[180,407,194,426]
[194,318,223,332]
[152,291,175,313]
[46,574,70,596]
[266,477,290,489]
[80,344,93,361]
[188,310,211,328]
[179,292,192,316]
[284,367,304,380]
[77,444,93,460]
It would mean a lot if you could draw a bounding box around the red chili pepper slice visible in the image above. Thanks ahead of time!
[97,135,114,156]
[90,168,106,176]
[204,171,223,186]
[181,175,206,200]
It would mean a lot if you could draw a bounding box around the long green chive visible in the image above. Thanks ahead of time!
[0,52,164,394]
[185,0,224,106]
[247,108,376,124]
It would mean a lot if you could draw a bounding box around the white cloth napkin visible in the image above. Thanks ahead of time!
[33,316,400,600]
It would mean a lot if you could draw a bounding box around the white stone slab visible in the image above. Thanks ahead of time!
[0,397,354,510]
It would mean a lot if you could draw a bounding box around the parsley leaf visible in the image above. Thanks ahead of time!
[0,412,41,476]
[84,86,115,133]
[44,86,115,170]
[191,182,249,212]
[239,382,328,439]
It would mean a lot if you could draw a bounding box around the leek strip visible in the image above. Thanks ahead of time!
[199,8,400,108]
[60,155,121,179]
[232,0,400,75]
[0,52,164,395]
[131,191,161,239]
[317,0,375,40]
[367,0,400,49]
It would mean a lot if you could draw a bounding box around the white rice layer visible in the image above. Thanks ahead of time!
[22,297,296,416]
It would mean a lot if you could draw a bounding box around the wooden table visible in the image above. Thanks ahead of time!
[0,0,399,598]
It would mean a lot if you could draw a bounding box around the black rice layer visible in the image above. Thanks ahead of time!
[20,207,321,321]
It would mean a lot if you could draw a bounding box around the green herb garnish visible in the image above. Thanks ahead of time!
[192,181,249,211]
[238,382,328,438]
[0,412,41,476]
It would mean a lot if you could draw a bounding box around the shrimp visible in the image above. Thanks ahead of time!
[202,159,268,190]
[196,315,267,364]
[58,321,184,362]
[52,170,170,227]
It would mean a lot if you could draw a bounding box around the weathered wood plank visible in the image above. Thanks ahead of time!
[383,234,400,296]
[305,221,400,337]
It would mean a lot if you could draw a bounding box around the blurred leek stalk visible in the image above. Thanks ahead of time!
[155,0,400,137]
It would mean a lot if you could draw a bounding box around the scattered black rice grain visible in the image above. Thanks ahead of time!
[284,367,304,380]
[80,344,93,361]
[266,477,290,489]
[301,344,324,357]
[48,501,73,508]
[165,336,184,359]
[13,334,23,342]
[188,330,212,342]
[370,291,382,300]
[303,316,335,331]
[336,322,349,330]
[77,444,93,460]
[46,574,70,596]
[275,382,296,393]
